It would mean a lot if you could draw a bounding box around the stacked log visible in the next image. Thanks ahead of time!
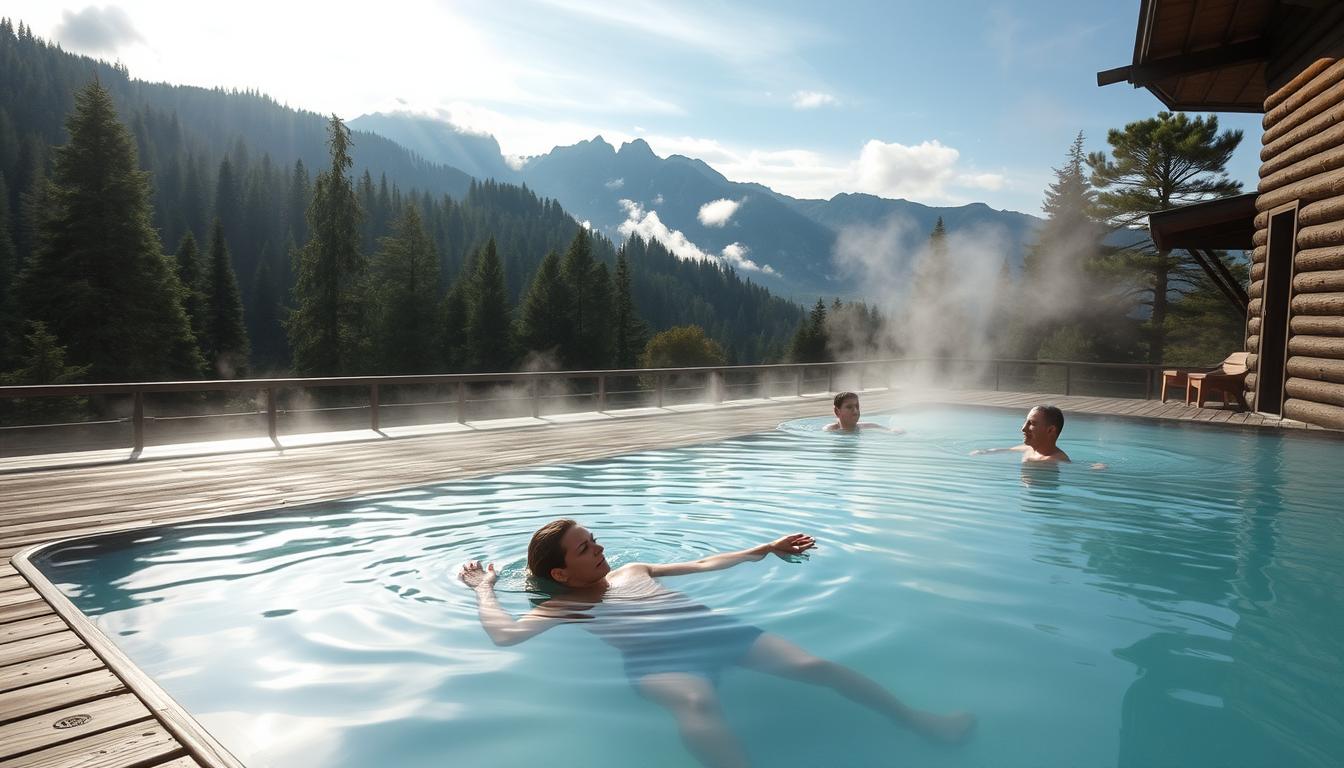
[1250,48,1344,428]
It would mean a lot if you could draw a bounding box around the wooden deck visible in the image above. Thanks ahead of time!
[0,389,1335,767]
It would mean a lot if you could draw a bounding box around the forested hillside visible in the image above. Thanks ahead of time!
[0,20,803,382]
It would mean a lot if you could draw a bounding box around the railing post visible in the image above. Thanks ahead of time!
[531,377,541,418]
[457,381,466,423]
[132,391,144,453]
[370,383,380,431]
[598,375,607,412]
[1144,369,1154,400]
[656,373,665,408]
[827,366,834,393]
[266,388,278,441]
[994,361,1001,391]
[1064,364,1072,396]
[795,366,803,397]
[713,370,724,404]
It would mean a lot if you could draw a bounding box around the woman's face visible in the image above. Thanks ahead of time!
[554,525,611,586]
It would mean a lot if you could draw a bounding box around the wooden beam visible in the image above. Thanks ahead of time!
[1127,38,1269,85]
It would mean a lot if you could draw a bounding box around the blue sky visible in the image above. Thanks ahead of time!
[8,0,1264,215]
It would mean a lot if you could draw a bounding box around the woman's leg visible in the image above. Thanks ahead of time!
[739,633,975,744]
[636,672,750,768]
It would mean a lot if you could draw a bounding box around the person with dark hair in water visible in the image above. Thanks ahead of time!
[460,519,974,767]
[823,392,901,433]
[970,404,1072,463]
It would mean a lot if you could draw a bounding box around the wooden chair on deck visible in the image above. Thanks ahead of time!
[1187,352,1250,408]
[1161,352,1250,407]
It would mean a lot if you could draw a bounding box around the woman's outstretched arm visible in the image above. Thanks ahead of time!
[645,534,815,578]
[460,561,570,646]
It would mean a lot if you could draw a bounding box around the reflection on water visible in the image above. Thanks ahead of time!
[29,408,1344,768]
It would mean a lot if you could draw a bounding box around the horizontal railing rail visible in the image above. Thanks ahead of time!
[0,357,1177,455]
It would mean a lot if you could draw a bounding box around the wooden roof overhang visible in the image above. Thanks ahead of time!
[1097,0,1279,113]
[1149,192,1257,313]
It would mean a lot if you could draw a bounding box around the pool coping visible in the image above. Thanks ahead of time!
[11,545,246,768]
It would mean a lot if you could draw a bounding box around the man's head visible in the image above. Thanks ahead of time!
[833,392,861,430]
[1021,405,1064,448]
[527,518,610,587]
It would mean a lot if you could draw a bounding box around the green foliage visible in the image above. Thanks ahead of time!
[174,232,207,366]
[465,238,514,372]
[789,299,831,363]
[515,250,568,360]
[0,321,91,421]
[17,80,201,382]
[560,227,612,368]
[368,206,441,373]
[202,218,250,377]
[1088,112,1243,362]
[1163,254,1249,366]
[641,325,727,368]
[288,115,367,376]
[439,279,470,372]
[613,246,649,369]
[0,172,18,367]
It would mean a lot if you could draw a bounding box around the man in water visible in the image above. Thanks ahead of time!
[823,391,899,432]
[460,519,974,767]
[970,404,1071,463]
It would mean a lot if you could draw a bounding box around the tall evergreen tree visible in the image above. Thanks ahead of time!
[466,238,514,371]
[202,218,249,377]
[1088,112,1242,362]
[370,206,440,373]
[516,250,568,360]
[0,321,91,421]
[789,298,830,362]
[16,81,200,381]
[288,115,366,375]
[612,245,649,369]
[560,227,612,368]
[174,231,208,368]
[439,279,469,372]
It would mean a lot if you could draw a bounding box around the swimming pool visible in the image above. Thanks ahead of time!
[19,406,1344,767]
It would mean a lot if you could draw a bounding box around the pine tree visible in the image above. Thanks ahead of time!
[0,321,92,421]
[369,205,440,373]
[560,227,612,368]
[288,115,366,375]
[466,238,514,372]
[516,250,568,359]
[249,257,286,372]
[174,231,208,369]
[202,218,249,377]
[17,81,201,381]
[1088,112,1243,362]
[613,245,649,369]
[439,279,469,372]
[789,298,830,362]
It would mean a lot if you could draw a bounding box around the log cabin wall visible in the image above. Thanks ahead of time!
[1248,10,1344,428]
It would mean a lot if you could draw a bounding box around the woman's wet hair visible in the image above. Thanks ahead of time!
[527,518,577,580]
[834,391,859,408]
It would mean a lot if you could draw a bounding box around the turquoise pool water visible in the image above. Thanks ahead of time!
[26,406,1344,768]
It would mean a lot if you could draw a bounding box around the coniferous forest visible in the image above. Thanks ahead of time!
[0,21,804,386]
[0,18,1247,397]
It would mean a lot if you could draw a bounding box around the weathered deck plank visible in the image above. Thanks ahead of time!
[0,720,181,768]
[0,693,151,761]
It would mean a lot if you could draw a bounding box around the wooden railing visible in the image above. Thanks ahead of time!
[0,358,1173,455]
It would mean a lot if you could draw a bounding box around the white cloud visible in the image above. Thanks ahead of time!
[618,200,776,275]
[792,90,837,109]
[652,194,664,205]
[642,134,1009,206]
[605,178,625,189]
[55,6,143,53]
[697,198,742,227]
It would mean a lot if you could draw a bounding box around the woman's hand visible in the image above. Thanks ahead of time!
[766,533,816,558]
[459,560,498,591]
